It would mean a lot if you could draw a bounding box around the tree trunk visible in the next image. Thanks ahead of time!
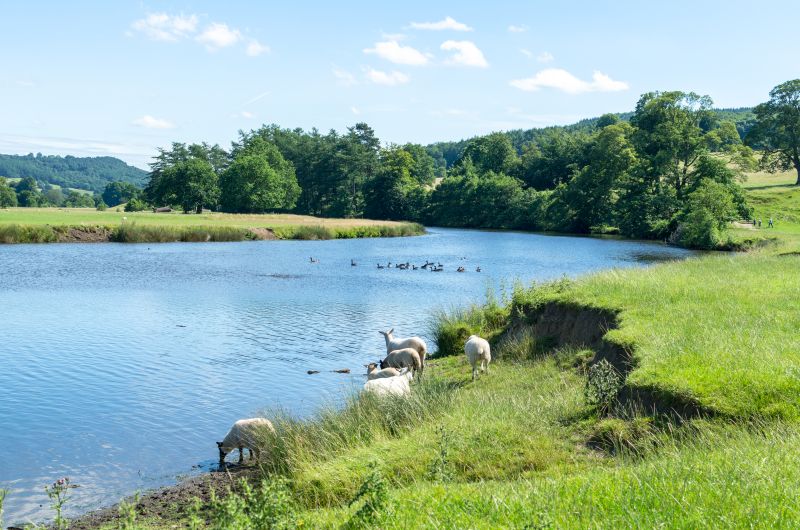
[795,165,800,186]
[196,204,202,214]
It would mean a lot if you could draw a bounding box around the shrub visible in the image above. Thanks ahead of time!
[124,198,148,212]
[206,479,297,530]
[346,463,389,528]
[585,359,623,416]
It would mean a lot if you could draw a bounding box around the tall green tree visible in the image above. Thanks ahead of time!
[102,181,141,207]
[364,147,421,220]
[220,139,300,213]
[0,178,17,207]
[158,159,219,213]
[749,79,800,185]
[454,132,518,175]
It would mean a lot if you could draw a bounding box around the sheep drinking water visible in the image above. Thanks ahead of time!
[465,335,491,381]
[217,418,274,466]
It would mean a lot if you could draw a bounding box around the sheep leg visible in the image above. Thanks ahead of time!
[238,446,244,464]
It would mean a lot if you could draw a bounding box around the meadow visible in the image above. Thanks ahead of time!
[0,208,424,243]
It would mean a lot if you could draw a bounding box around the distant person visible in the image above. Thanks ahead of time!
[753,218,757,227]
[758,219,762,228]
[768,218,774,228]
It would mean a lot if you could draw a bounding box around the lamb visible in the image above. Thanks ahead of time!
[365,362,401,380]
[217,417,275,466]
[465,335,491,381]
[363,369,413,397]
[379,328,428,371]
[379,347,422,375]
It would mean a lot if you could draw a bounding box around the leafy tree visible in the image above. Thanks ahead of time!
[631,91,713,198]
[400,143,436,185]
[63,190,95,208]
[158,159,219,213]
[103,181,141,207]
[454,133,518,175]
[43,187,65,206]
[676,179,739,249]
[220,139,300,213]
[15,176,39,194]
[0,178,17,207]
[749,79,800,185]
[335,123,380,217]
[364,147,420,220]
[517,129,587,190]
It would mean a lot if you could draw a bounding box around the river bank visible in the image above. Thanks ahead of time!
[0,208,424,243]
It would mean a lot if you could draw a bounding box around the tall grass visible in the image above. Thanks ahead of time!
[0,224,58,243]
[271,222,424,240]
[110,223,251,243]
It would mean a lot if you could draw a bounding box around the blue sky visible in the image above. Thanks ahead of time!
[1,1,798,168]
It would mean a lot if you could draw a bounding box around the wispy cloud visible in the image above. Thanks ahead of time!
[246,40,269,57]
[364,40,429,65]
[351,106,361,115]
[508,24,528,33]
[537,51,554,63]
[440,40,488,68]
[520,49,533,58]
[409,16,473,31]
[243,91,270,106]
[132,115,175,129]
[196,22,242,50]
[365,68,410,86]
[510,68,628,94]
[332,67,358,87]
[15,80,36,88]
[131,13,198,42]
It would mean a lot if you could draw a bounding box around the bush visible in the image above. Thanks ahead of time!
[206,478,297,530]
[585,359,623,416]
[124,198,148,212]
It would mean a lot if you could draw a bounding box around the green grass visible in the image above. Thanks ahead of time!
[0,208,424,243]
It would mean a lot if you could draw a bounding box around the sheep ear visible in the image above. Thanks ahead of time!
[216,441,223,447]
[389,328,394,334]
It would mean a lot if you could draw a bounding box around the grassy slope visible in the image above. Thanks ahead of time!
[732,168,800,251]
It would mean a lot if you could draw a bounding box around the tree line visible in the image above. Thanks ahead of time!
[2,80,798,249]
[0,154,147,193]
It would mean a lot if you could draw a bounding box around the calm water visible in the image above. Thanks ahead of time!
[0,228,692,524]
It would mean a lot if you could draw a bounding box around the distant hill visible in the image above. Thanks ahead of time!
[0,153,148,193]
[427,107,755,168]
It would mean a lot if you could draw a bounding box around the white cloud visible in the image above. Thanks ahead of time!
[537,51,555,63]
[332,67,358,87]
[409,16,473,31]
[131,13,198,41]
[520,49,533,58]
[351,106,361,115]
[196,22,242,50]
[364,40,429,65]
[440,40,488,68]
[508,25,528,33]
[365,69,410,86]
[15,80,36,87]
[510,68,628,94]
[132,115,175,129]
[246,40,270,57]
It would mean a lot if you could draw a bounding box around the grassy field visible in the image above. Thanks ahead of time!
[0,208,424,243]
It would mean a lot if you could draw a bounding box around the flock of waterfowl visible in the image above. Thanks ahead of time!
[309,257,481,272]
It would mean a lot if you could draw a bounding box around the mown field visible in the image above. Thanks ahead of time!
[39,177,799,529]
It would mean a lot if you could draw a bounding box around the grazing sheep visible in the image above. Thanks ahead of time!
[365,362,401,380]
[379,329,428,371]
[380,347,422,375]
[217,418,275,466]
[465,335,491,381]
[363,369,413,397]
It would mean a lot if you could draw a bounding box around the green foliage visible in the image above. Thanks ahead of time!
[111,223,249,243]
[749,79,800,184]
[117,492,140,530]
[124,197,148,212]
[347,463,390,528]
[584,359,623,416]
[0,153,147,193]
[427,426,454,483]
[45,477,73,530]
[0,178,17,207]
[103,181,141,207]
[221,137,300,213]
[0,224,58,243]
[206,479,297,530]
[454,132,518,175]
[431,294,508,357]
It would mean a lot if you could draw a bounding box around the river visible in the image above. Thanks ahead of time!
[0,228,692,524]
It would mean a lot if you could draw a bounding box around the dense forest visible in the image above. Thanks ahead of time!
[0,153,147,192]
[2,81,798,250]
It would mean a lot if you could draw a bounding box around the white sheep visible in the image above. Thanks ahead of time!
[379,329,428,371]
[363,369,413,397]
[365,362,401,380]
[217,417,275,466]
[380,347,422,375]
[465,335,491,381]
